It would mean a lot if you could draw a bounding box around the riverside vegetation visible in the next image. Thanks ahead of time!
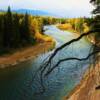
[0,6,99,67]
[0,7,57,66]
[0,7,59,55]
[0,7,97,55]
[0,1,100,99]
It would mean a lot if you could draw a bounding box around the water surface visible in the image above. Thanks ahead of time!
[0,26,92,100]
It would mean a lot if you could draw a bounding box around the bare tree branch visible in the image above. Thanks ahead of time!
[40,30,96,76]
[44,49,100,77]
[30,30,99,94]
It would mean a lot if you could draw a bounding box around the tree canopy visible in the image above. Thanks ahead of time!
[90,0,100,44]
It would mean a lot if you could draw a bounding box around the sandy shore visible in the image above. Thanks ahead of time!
[0,42,54,68]
[64,56,100,100]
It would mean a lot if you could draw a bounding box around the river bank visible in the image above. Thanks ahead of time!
[0,25,94,100]
[0,41,55,68]
[56,24,80,37]
[64,55,100,100]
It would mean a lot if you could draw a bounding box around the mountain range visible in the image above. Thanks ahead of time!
[0,9,61,17]
[14,9,52,16]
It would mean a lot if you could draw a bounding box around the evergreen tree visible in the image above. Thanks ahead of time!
[90,0,100,43]
[0,16,3,48]
[20,12,31,44]
[3,15,8,48]
[12,14,21,47]
[24,12,31,42]
[4,6,13,48]
[0,7,38,53]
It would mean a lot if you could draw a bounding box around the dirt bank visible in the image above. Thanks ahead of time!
[64,56,100,100]
[0,42,55,68]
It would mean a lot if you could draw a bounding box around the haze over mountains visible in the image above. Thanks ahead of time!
[13,9,55,16]
[0,8,92,18]
[0,0,93,18]
[0,9,59,17]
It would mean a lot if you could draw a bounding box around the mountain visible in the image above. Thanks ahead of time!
[12,9,56,17]
[0,9,60,17]
[0,10,5,12]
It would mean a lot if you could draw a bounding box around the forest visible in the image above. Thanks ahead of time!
[0,6,90,55]
[0,0,100,100]
[0,7,58,54]
[0,7,35,54]
[0,4,99,57]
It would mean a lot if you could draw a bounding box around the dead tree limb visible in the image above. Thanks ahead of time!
[44,49,100,77]
[40,30,96,77]
[32,30,99,94]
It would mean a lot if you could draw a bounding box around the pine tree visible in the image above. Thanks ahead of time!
[3,15,8,48]
[12,14,21,47]
[0,16,3,48]
[24,12,31,42]
[20,12,31,44]
[90,0,100,43]
[4,6,13,48]
[0,7,36,51]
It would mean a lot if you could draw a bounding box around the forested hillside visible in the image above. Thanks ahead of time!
[0,7,35,54]
[0,7,58,54]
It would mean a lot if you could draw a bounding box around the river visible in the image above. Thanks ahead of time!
[0,25,92,100]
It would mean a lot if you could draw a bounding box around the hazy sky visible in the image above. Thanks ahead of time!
[0,0,94,17]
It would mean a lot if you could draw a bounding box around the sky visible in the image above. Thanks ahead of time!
[0,0,94,17]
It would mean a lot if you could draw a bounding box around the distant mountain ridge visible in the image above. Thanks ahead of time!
[0,10,5,12]
[12,9,55,17]
[0,9,60,17]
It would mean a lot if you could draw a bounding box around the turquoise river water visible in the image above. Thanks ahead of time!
[0,25,92,100]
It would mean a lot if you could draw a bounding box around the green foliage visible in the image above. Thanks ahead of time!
[59,18,86,34]
[0,15,3,48]
[12,14,21,47]
[0,7,37,54]
[85,18,93,26]
[19,12,31,44]
[90,0,100,42]
[74,18,84,33]
[4,6,13,48]
[0,7,62,54]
